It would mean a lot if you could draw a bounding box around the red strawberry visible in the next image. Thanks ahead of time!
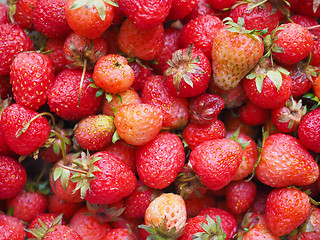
[291,14,320,37]
[118,19,164,61]
[44,225,83,239]
[10,51,55,111]
[129,60,152,92]
[45,38,68,74]
[0,103,51,156]
[136,131,185,189]
[266,187,312,236]
[211,18,264,90]
[164,44,212,97]
[0,214,26,240]
[117,0,172,29]
[65,0,115,39]
[207,0,237,11]
[0,23,33,76]
[32,0,72,39]
[141,75,189,130]
[0,3,8,24]
[189,138,243,190]
[288,0,320,18]
[9,0,36,29]
[0,156,26,199]
[166,0,197,21]
[298,107,320,153]
[74,114,115,151]
[182,0,219,24]
[47,69,103,121]
[238,100,270,126]
[256,133,319,188]
[103,228,136,240]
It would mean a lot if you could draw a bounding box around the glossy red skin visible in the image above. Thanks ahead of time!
[189,138,242,190]
[6,189,47,223]
[166,0,197,21]
[65,0,115,39]
[182,0,219,24]
[117,0,171,29]
[0,156,26,199]
[103,139,137,173]
[288,0,320,18]
[0,127,17,157]
[256,133,319,188]
[48,69,103,121]
[150,27,181,75]
[69,207,112,240]
[179,14,223,60]
[243,71,292,109]
[0,214,26,240]
[164,48,212,97]
[103,228,136,240]
[93,54,135,94]
[298,107,320,153]
[47,194,83,221]
[85,151,137,204]
[0,103,51,156]
[43,225,82,239]
[118,19,164,61]
[45,38,68,74]
[198,207,238,240]
[286,64,313,98]
[226,180,257,215]
[311,39,320,66]
[32,0,72,39]
[0,4,8,24]
[141,75,189,130]
[136,132,185,189]
[179,215,208,240]
[13,0,36,29]
[129,61,152,92]
[182,119,226,149]
[10,52,55,111]
[27,213,66,238]
[189,93,225,126]
[207,0,237,10]
[273,23,314,66]
[243,224,280,240]
[239,100,270,126]
[266,188,311,236]
[229,2,282,35]
[0,23,33,76]
[111,7,125,26]
[291,14,320,37]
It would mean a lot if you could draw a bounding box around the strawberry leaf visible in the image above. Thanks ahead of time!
[314,0,320,13]
[71,0,90,9]
[94,0,107,21]
[266,69,282,91]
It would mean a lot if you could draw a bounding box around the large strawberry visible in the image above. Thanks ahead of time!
[0,214,26,240]
[211,17,265,90]
[256,133,319,188]
[0,103,51,156]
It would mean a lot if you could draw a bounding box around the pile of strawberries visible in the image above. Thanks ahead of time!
[1,0,320,239]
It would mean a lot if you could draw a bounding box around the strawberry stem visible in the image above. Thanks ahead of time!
[50,129,67,165]
[57,162,88,175]
[247,0,268,11]
[78,58,88,107]
[307,25,320,30]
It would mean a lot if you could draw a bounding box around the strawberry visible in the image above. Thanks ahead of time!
[45,38,68,74]
[141,75,189,130]
[166,0,197,21]
[74,114,115,151]
[129,60,152,92]
[117,0,172,29]
[103,228,136,240]
[265,187,312,236]
[183,191,216,218]
[8,0,35,29]
[179,14,223,60]
[47,69,103,121]
[212,83,248,109]
[32,0,72,39]
[288,0,320,18]
[0,156,26,199]
[291,14,320,37]
[69,206,112,240]
[238,100,270,126]
[135,131,185,189]
[189,138,243,190]
[0,3,8,24]
[0,23,33,76]
[65,0,115,39]
[164,44,212,97]
[182,0,219,24]
[6,189,48,223]
[10,51,55,111]
[0,214,26,240]
[207,0,237,11]
[182,119,226,149]
[211,17,264,90]
[141,193,187,239]
[93,54,135,94]
[118,19,164,61]
[114,103,163,146]
[298,107,320,153]
[0,103,51,156]
[256,133,319,188]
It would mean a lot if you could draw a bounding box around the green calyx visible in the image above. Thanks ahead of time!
[193,215,227,240]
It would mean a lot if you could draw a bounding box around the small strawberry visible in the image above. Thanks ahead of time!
[211,17,265,90]
[141,193,187,239]
[164,44,212,97]
[265,187,312,236]
[135,131,185,189]
[74,114,115,151]
[256,133,319,188]
[117,0,172,29]
[0,23,33,76]
[0,156,27,199]
[238,100,270,126]
[0,103,51,156]
[189,138,243,190]
[8,0,36,29]
[118,19,164,61]
[10,51,55,111]
[0,214,26,240]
